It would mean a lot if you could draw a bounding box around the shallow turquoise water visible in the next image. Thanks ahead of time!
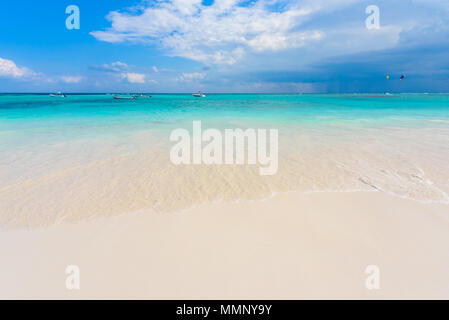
[2,93,449,165]
[2,94,449,124]
[1,93,449,146]
[1,93,449,225]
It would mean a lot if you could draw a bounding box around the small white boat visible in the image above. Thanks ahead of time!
[192,92,206,97]
[113,95,137,100]
[50,91,66,98]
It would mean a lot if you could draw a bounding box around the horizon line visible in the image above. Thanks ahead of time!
[1,92,449,95]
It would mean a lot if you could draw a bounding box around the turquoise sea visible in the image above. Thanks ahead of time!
[1,93,449,144]
[1,93,449,226]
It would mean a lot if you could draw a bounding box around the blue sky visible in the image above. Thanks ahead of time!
[0,0,448,93]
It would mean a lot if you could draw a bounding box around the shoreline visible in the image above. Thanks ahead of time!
[3,188,448,232]
[1,190,448,299]
[0,188,378,231]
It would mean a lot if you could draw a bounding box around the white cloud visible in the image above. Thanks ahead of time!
[412,0,449,11]
[90,0,327,65]
[248,31,323,52]
[91,62,151,84]
[123,72,146,83]
[0,57,33,78]
[89,0,413,68]
[61,75,83,83]
[91,61,129,72]
[152,66,159,72]
[176,72,205,82]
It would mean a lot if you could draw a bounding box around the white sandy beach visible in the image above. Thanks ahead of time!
[2,0,449,303]
[1,190,448,299]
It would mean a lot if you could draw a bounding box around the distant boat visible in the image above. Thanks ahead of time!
[50,91,66,98]
[139,94,152,98]
[192,92,206,97]
[113,95,136,100]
